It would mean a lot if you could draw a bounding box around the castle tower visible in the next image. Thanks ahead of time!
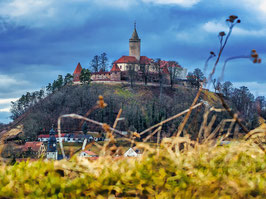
[129,22,141,61]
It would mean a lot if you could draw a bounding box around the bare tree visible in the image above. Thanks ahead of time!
[221,81,233,97]
[168,61,182,89]
[90,55,100,72]
[153,58,165,101]
[140,63,150,85]
[100,52,108,72]
[128,63,136,88]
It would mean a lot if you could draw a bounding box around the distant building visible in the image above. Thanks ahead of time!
[79,150,98,160]
[124,148,141,157]
[73,23,187,83]
[38,133,67,142]
[22,142,46,158]
[46,128,58,160]
[38,133,98,143]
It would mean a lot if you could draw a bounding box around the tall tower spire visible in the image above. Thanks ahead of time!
[129,21,141,60]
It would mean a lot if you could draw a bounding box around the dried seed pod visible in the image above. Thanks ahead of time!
[133,132,140,138]
[210,51,216,56]
[97,95,107,108]
[219,31,226,37]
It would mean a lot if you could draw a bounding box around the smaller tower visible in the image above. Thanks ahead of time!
[46,128,58,160]
[129,22,141,61]
[73,62,83,83]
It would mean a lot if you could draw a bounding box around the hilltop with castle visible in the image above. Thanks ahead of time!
[72,24,187,84]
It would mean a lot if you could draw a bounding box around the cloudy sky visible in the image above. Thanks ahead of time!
[0,0,265,123]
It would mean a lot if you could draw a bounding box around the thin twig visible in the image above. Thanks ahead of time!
[78,104,99,130]
[140,102,203,136]
[111,109,122,134]
[217,94,249,133]
[143,126,162,142]
[57,113,125,159]
[176,87,203,137]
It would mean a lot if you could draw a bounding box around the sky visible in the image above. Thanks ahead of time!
[0,0,265,123]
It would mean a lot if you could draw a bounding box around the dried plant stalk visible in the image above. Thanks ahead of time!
[204,119,226,143]
[57,113,124,159]
[198,107,210,141]
[233,124,239,139]
[244,130,266,141]
[143,126,162,142]
[140,102,203,136]
[217,94,249,133]
[176,87,203,137]
[205,115,217,138]
[220,119,236,142]
[157,126,162,145]
[78,104,99,130]
[111,109,122,134]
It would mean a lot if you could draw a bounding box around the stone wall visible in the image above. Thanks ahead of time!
[110,72,121,81]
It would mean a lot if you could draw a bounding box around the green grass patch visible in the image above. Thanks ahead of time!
[0,140,265,198]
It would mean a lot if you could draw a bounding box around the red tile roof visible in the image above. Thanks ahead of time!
[38,134,66,138]
[114,56,153,65]
[73,62,83,82]
[159,60,181,68]
[115,56,139,64]
[110,64,121,72]
[140,56,152,65]
[22,142,43,152]
[74,62,82,74]
[162,67,170,74]
[158,60,182,74]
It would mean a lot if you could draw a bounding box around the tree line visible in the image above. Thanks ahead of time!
[214,80,266,122]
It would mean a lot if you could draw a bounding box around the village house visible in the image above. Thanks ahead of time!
[38,133,100,143]
[38,133,67,142]
[22,141,46,158]
[73,23,187,83]
[79,150,98,160]
[124,148,141,157]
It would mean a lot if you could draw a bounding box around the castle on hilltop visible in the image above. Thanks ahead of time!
[73,23,187,83]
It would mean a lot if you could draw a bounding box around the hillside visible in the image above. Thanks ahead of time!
[8,82,233,140]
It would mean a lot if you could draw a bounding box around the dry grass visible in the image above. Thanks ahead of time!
[0,137,265,198]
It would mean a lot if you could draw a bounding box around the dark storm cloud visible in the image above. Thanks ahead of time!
[0,0,265,123]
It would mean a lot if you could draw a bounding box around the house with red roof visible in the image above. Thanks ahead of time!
[38,133,67,142]
[22,142,46,158]
[73,23,187,83]
[79,150,98,160]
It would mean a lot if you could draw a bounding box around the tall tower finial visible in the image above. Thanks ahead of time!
[129,21,141,60]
